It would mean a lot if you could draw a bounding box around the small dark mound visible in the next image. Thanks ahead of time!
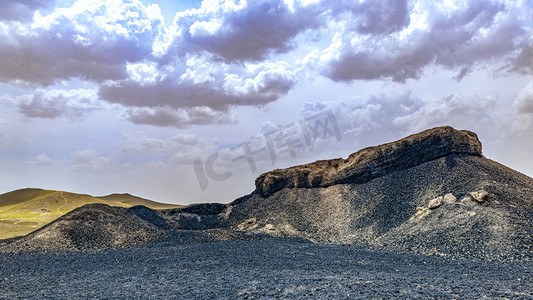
[0,204,165,252]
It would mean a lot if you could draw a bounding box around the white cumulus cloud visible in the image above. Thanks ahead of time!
[7,88,103,120]
[318,0,530,82]
[514,81,533,114]
[31,153,53,165]
[0,0,531,129]
[0,0,164,85]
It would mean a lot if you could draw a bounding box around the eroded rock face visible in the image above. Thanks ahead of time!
[255,126,483,197]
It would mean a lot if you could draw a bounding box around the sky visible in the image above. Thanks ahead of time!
[0,0,532,205]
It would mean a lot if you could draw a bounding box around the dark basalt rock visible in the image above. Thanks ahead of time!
[255,126,483,197]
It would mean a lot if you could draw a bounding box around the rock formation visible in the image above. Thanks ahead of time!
[224,126,533,259]
[255,126,482,197]
[2,126,532,259]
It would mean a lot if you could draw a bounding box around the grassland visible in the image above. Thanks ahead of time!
[0,188,182,239]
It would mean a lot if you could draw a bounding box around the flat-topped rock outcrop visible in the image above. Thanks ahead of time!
[255,126,483,197]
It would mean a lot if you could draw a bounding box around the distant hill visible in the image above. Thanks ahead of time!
[0,188,182,239]
[97,193,181,210]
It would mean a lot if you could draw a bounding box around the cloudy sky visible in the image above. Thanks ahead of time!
[0,0,532,204]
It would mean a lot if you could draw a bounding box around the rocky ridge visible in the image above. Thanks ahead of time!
[254,126,482,196]
[225,126,533,259]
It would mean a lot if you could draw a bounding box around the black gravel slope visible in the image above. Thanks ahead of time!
[226,154,533,259]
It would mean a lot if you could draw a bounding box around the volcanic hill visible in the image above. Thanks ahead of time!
[2,126,532,259]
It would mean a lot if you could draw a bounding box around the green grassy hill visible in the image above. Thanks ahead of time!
[97,193,181,210]
[0,188,182,239]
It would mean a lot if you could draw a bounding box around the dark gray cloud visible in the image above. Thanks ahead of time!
[100,59,296,127]
[1,0,530,89]
[125,107,188,127]
[0,0,299,127]
[168,0,412,64]
[0,0,55,21]
[167,0,411,64]
[0,0,163,85]
[169,0,323,63]
[453,67,471,82]
[321,0,528,82]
